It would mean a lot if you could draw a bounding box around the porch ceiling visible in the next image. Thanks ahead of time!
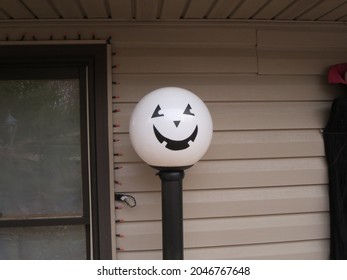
[0,0,346,23]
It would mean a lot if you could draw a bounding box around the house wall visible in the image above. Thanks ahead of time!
[1,21,347,259]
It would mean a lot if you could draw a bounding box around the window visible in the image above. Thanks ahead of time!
[0,44,112,259]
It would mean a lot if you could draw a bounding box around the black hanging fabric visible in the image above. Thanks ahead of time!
[324,95,347,259]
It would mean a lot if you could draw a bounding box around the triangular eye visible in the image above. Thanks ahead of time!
[151,105,164,118]
[183,104,195,116]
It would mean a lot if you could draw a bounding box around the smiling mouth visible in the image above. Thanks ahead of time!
[153,125,198,151]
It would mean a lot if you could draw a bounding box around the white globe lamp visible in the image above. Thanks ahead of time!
[129,87,213,169]
[129,87,213,260]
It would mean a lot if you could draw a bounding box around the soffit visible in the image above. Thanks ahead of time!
[0,0,346,23]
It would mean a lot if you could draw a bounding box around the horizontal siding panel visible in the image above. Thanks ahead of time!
[258,29,347,48]
[186,240,329,260]
[114,130,325,163]
[113,74,338,102]
[258,48,347,75]
[116,213,329,250]
[116,185,329,221]
[204,129,325,160]
[0,25,255,46]
[210,102,330,131]
[113,102,331,133]
[115,158,328,192]
[110,27,256,46]
[113,47,257,74]
[117,239,329,260]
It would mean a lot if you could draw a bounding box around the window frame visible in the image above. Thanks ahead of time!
[0,44,112,260]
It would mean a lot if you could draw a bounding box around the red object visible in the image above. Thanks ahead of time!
[328,63,347,84]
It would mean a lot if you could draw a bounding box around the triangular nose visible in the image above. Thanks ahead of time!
[174,121,180,127]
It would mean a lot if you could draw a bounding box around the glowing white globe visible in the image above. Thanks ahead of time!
[129,87,213,168]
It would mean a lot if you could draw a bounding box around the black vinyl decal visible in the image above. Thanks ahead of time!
[153,125,198,151]
[151,105,164,118]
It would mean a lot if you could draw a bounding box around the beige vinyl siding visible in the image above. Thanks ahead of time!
[117,213,329,251]
[115,129,325,161]
[115,158,327,193]
[112,25,346,260]
[1,22,346,259]
[115,102,330,132]
[119,239,329,259]
[117,185,328,221]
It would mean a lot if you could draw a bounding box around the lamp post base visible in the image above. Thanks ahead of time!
[158,170,185,260]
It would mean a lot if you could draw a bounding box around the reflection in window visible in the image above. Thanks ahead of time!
[0,80,82,218]
[0,225,86,259]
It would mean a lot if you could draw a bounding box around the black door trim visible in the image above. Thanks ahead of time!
[0,44,112,260]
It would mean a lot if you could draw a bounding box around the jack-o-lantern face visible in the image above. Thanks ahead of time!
[151,104,198,151]
[129,87,213,168]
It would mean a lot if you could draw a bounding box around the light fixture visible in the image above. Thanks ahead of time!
[129,87,213,259]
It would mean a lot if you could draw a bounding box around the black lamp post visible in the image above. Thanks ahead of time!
[129,87,213,260]
[158,170,184,259]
